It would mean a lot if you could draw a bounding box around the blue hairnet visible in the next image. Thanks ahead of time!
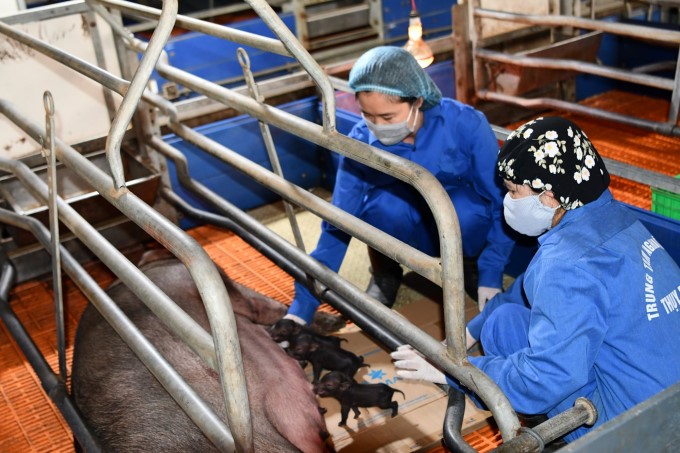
[348,46,442,110]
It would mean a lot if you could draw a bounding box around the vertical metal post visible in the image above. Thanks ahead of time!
[42,91,67,381]
[669,46,680,125]
[237,48,306,252]
[84,10,118,121]
[86,0,178,189]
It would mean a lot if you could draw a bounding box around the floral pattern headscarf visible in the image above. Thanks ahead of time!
[497,116,610,210]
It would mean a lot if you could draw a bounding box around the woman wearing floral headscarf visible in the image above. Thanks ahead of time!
[392,116,680,443]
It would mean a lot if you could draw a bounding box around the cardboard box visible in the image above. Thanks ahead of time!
[308,297,491,452]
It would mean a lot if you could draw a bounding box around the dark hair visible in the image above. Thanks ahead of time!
[354,92,418,106]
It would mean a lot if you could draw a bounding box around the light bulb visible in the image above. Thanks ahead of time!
[403,12,434,68]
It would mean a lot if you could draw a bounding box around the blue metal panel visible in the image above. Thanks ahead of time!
[625,202,680,265]
[163,97,326,229]
[428,60,455,99]
[148,13,296,97]
[382,0,457,42]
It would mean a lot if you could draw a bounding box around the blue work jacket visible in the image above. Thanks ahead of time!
[289,99,514,322]
[464,190,680,441]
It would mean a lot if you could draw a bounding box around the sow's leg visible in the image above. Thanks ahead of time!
[72,254,332,452]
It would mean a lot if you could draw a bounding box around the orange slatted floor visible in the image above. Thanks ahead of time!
[1,90,679,452]
[508,90,680,212]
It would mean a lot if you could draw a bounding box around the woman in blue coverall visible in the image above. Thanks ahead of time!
[283,46,516,326]
[392,116,680,443]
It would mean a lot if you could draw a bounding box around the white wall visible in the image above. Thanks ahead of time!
[0,12,122,159]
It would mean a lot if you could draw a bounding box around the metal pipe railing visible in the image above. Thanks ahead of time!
[0,208,234,451]
[94,0,338,132]
[0,21,491,444]
[0,100,254,452]
[476,47,676,91]
[41,91,67,381]
[85,0,177,189]
[0,254,104,453]
[478,89,680,136]
[0,1,524,442]
[471,3,680,132]
[475,7,680,43]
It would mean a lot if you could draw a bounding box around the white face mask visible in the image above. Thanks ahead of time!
[503,191,558,236]
[364,104,419,146]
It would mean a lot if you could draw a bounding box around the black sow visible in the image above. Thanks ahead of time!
[72,250,334,452]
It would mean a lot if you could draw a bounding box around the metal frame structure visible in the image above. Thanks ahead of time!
[0,1,610,451]
[463,0,680,136]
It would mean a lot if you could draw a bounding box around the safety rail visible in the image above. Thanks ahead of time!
[461,0,680,136]
[0,99,249,451]
[0,206,229,452]
[84,1,528,445]
[0,1,605,451]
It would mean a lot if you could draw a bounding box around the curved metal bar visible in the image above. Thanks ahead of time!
[96,0,290,56]
[0,100,254,453]
[86,0,178,189]
[478,89,680,137]
[442,388,477,453]
[0,208,234,451]
[242,0,337,132]
[0,12,522,441]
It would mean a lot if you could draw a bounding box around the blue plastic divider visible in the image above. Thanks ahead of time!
[163,96,328,229]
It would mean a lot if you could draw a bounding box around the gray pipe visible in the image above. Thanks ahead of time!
[476,48,675,91]
[86,0,178,189]
[475,8,680,43]
[478,89,680,137]
[0,209,234,451]
[0,100,254,452]
[0,12,524,441]
[493,398,597,452]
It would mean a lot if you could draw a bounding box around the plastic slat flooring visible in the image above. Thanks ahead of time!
[1,90,679,452]
[507,90,680,211]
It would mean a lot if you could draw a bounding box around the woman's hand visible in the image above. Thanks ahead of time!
[390,345,447,385]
